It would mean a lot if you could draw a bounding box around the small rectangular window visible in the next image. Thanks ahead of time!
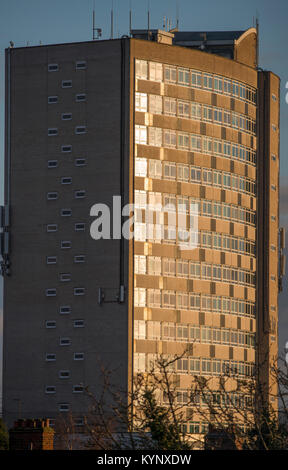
[272,93,277,102]
[46,354,56,362]
[74,255,85,263]
[45,386,56,394]
[75,126,87,134]
[61,208,72,217]
[60,338,71,346]
[48,64,59,72]
[62,113,72,120]
[47,256,57,264]
[75,158,86,166]
[61,177,72,184]
[74,352,84,361]
[46,320,56,328]
[48,96,58,104]
[73,385,84,393]
[47,224,58,232]
[75,94,86,102]
[61,240,72,249]
[48,160,58,168]
[61,145,72,153]
[59,404,70,412]
[76,61,87,70]
[60,273,71,282]
[47,192,58,200]
[75,223,85,232]
[48,128,58,136]
[62,80,72,88]
[74,319,84,328]
[60,305,71,315]
[74,287,85,296]
[59,370,70,378]
[74,190,86,199]
[46,288,57,297]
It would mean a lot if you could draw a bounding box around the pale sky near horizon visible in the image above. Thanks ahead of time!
[0,0,288,398]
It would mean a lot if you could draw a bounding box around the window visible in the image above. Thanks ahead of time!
[61,177,72,184]
[134,255,146,274]
[178,164,189,182]
[48,96,58,104]
[149,127,162,147]
[135,92,148,112]
[135,158,147,177]
[74,287,85,296]
[164,162,176,180]
[59,404,70,412]
[149,159,162,179]
[75,126,87,134]
[135,60,148,79]
[178,100,190,118]
[272,93,277,102]
[60,273,71,282]
[62,113,72,120]
[48,64,58,72]
[148,256,162,276]
[59,370,70,379]
[46,354,56,362]
[74,190,86,198]
[147,289,161,308]
[164,97,176,116]
[74,320,84,328]
[164,129,176,148]
[60,338,71,346]
[47,192,58,200]
[46,320,56,329]
[76,61,87,70]
[61,145,72,153]
[164,65,176,83]
[149,94,162,114]
[60,306,71,314]
[46,289,56,297]
[61,241,71,249]
[75,158,86,166]
[47,256,57,264]
[48,128,58,136]
[74,352,84,360]
[61,209,72,217]
[178,132,190,150]
[73,385,84,393]
[135,125,147,144]
[62,80,72,88]
[75,223,85,231]
[149,62,163,82]
[48,160,58,168]
[179,68,190,86]
[203,73,213,90]
[191,103,201,120]
[76,93,86,102]
[134,320,146,339]
[134,288,146,307]
[74,255,85,263]
[191,70,201,87]
[47,224,58,232]
[45,386,56,394]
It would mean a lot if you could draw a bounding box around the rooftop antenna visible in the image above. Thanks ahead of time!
[147,0,150,40]
[92,2,102,40]
[110,0,114,39]
[129,1,132,36]
[256,13,259,68]
[163,16,166,31]
[176,0,179,30]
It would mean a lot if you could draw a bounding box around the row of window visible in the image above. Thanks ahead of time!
[47,190,86,200]
[134,320,255,347]
[135,257,255,286]
[47,225,85,234]
[48,158,87,168]
[135,60,257,104]
[135,231,255,259]
[135,194,255,226]
[46,352,84,361]
[48,126,87,136]
[45,384,84,394]
[46,319,84,329]
[48,61,87,72]
[46,287,85,296]
[135,125,256,164]
[134,289,255,317]
[134,353,255,378]
[48,94,86,104]
[47,255,85,264]
[135,158,256,196]
[135,92,256,135]
[172,390,253,411]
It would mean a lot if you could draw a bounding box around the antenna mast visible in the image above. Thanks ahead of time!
[111,1,114,39]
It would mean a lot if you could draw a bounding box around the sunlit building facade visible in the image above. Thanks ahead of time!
[2,28,280,439]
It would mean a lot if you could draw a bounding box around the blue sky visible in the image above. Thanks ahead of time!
[0,0,288,396]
